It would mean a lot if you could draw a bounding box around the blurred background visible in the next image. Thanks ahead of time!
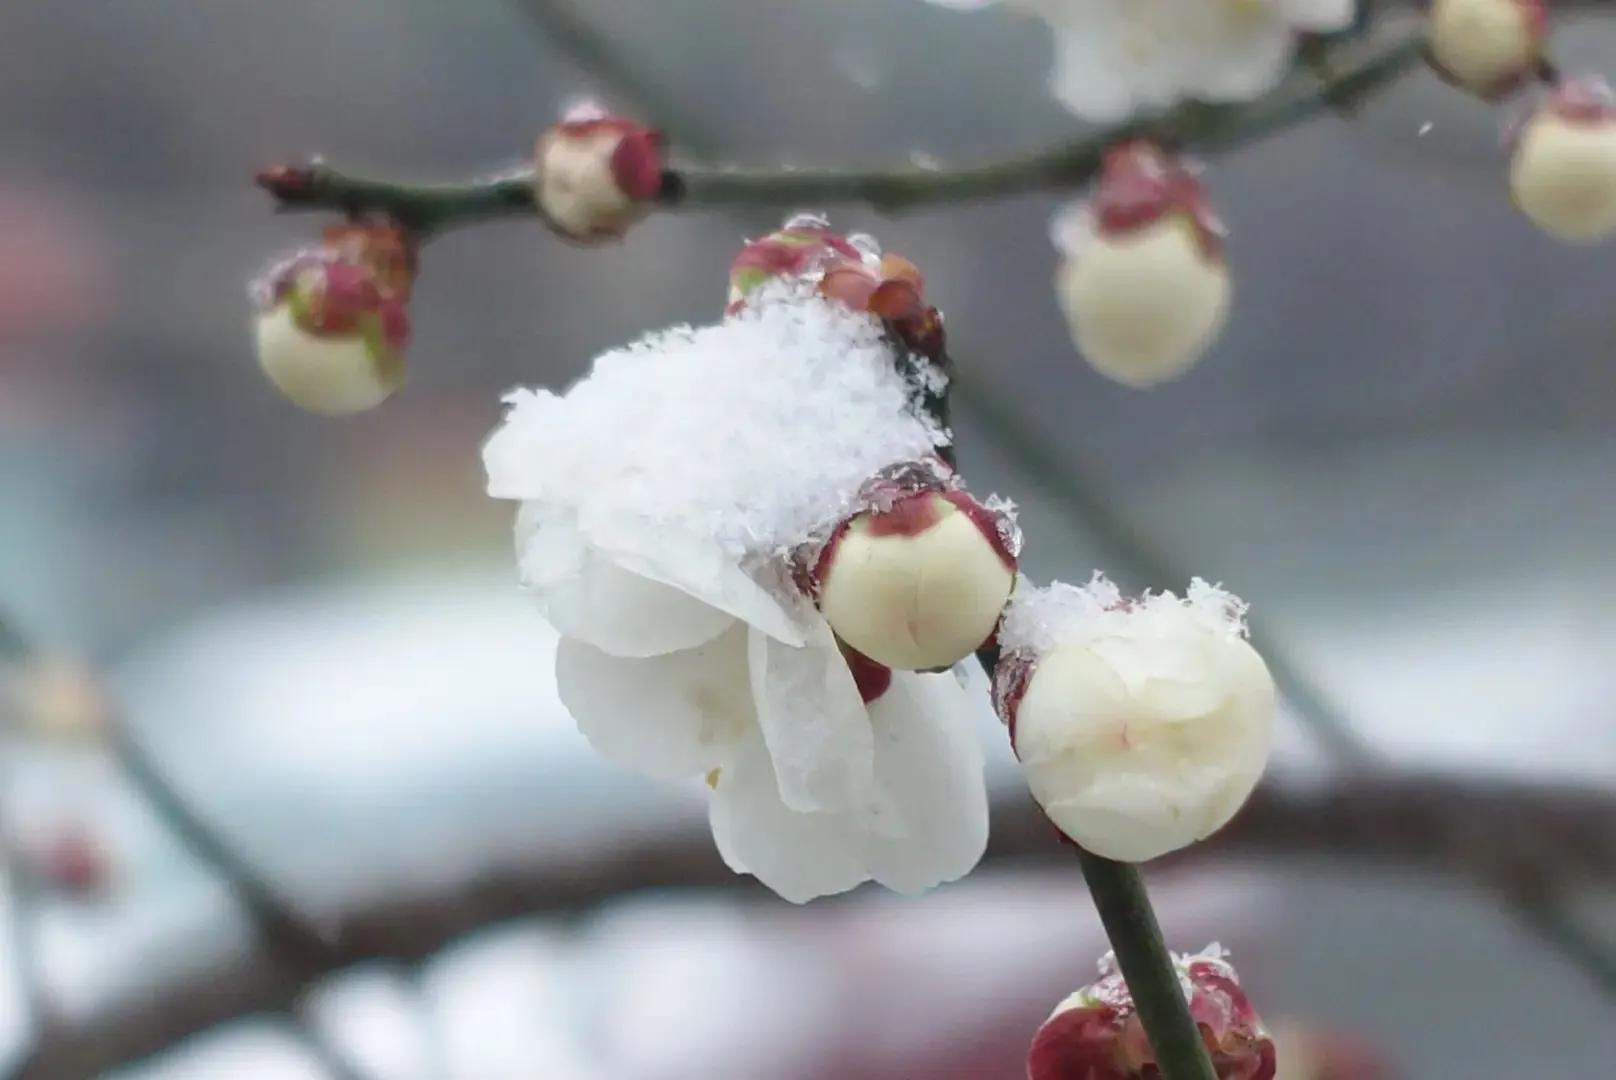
[1,1,1614,1076]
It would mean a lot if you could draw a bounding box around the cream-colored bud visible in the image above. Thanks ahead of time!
[254,304,400,415]
[1511,111,1616,243]
[535,130,645,241]
[1429,0,1543,97]
[818,493,1014,671]
[1056,218,1229,389]
[1009,590,1274,862]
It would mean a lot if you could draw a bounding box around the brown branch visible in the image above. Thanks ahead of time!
[255,27,1424,236]
[15,769,1615,1078]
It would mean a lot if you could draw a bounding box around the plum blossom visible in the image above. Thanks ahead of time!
[993,574,1275,861]
[483,237,995,901]
[923,0,1354,122]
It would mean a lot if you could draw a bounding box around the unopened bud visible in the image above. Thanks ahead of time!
[1028,946,1276,1080]
[995,576,1273,862]
[252,224,412,415]
[1510,77,1616,243]
[814,483,1016,672]
[533,106,664,242]
[1054,141,1229,388]
[1428,0,1546,99]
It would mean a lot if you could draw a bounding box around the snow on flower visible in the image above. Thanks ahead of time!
[483,266,993,902]
[993,574,1275,862]
[923,0,1355,122]
[1027,944,1276,1079]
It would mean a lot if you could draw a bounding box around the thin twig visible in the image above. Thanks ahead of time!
[0,609,360,1079]
[1078,851,1217,1079]
[255,27,1425,237]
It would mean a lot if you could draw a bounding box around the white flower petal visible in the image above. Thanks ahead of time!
[747,623,875,813]
[556,625,754,780]
[512,506,733,657]
[861,672,989,894]
[708,732,869,903]
[542,548,736,658]
[602,530,806,647]
[1186,15,1293,104]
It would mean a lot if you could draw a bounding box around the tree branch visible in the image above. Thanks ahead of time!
[255,26,1424,236]
[15,769,1614,1078]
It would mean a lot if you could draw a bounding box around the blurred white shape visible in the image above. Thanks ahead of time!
[106,1020,332,1080]
[0,871,28,1076]
[114,572,703,917]
[419,922,601,1080]
[586,868,1273,1080]
[306,965,437,1080]
[589,897,839,1080]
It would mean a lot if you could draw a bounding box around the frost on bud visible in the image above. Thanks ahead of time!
[251,221,412,416]
[1028,946,1276,1080]
[1054,141,1228,389]
[533,104,664,242]
[810,463,1017,672]
[1427,0,1545,99]
[1510,78,1616,243]
[993,575,1273,862]
[726,216,946,358]
[726,215,864,312]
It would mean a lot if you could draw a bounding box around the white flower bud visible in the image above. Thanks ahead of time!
[1510,80,1616,244]
[1053,142,1230,389]
[251,233,411,416]
[816,490,1016,672]
[996,577,1274,862]
[1056,218,1229,388]
[255,302,401,416]
[533,112,664,242]
[1428,0,1545,98]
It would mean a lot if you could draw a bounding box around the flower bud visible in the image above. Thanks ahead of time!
[726,215,864,312]
[253,249,409,415]
[1054,142,1229,388]
[1427,0,1545,99]
[1028,946,1276,1080]
[994,576,1273,862]
[24,826,112,898]
[1510,78,1616,243]
[813,483,1016,672]
[533,105,664,242]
